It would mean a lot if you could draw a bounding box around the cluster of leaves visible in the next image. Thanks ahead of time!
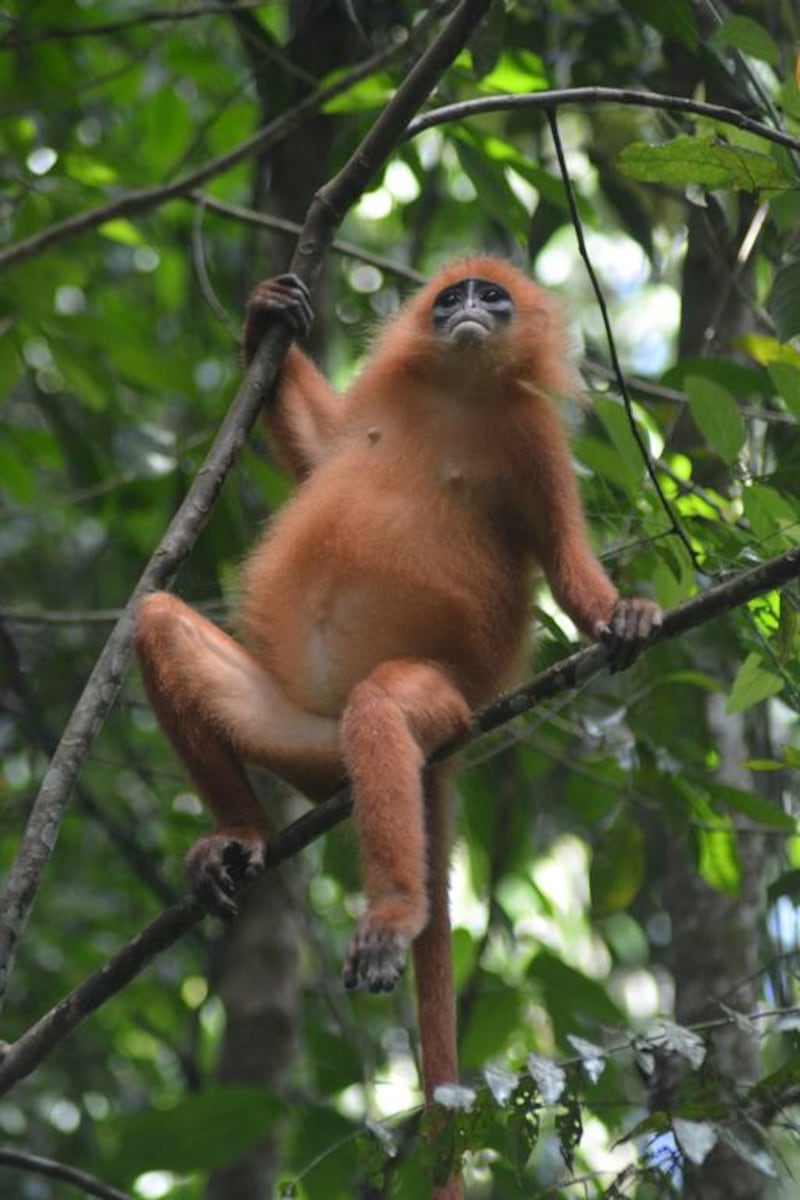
[77,1012,794,1196]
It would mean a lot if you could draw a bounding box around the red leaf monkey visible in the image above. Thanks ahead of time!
[135,257,661,1198]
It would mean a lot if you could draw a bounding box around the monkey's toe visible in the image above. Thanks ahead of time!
[186,831,266,922]
[342,922,410,993]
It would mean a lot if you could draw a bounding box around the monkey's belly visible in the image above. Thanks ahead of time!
[239,501,528,715]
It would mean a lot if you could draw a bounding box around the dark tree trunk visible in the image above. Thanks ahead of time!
[662,172,769,1200]
[206,831,305,1200]
[204,6,369,1195]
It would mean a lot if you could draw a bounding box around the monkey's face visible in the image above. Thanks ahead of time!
[431,277,514,346]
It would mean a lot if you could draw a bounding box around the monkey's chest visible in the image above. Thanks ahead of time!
[239,451,528,712]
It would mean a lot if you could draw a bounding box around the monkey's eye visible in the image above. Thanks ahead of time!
[440,290,460,307]
[483,288,502,303]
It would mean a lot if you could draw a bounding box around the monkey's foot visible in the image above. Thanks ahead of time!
[186,829,266,922]
[342,921,411,994]
[597,597,663,673]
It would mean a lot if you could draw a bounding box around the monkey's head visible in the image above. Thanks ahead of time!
[377,256,577,397]
[430,276,514,347]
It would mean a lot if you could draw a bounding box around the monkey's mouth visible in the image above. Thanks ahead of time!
[446,317,492,344]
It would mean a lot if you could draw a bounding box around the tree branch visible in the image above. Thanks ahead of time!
[0,544,797,1097]
[0,3,267,47]
[407,86,800,153]
[0,0,493,1004]
[0,1147,130,1200]
[0,1,453,276]
[4,78,797,277]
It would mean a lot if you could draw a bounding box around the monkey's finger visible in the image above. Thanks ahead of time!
[270,276,314,338]
[247,275,314,339]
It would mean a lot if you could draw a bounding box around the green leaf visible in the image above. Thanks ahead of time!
[322,71,393,114]
[697,824,741,893]
[98,218,145,245]
[742,758,788,772]
[685,375,744,464]
[726,653,784,714]
[768,362,800,417]
[737,334,800,370]
[454,137,530,237]
[706,781,796,831]
[674,1117,718,1165]
[742,484,797,549]
[590,817,645,916]
[469,6,509,80]
[712,15,779,65]
[555,1084,583,1169]
[767,869,800,905]
[104,1086,283,1182]
[778,593,799,662]
[621,0,697,49]
[718,1129,776,1177]
[474,48,548,94]
[664,354,768,398]
[526,1053,566,1105]
[770,260,800,342]
[618,136,789,191]
[459,975,522,1068]
[506,1076,540,1178]
[0,442,35,503]
[573,434,638,496]
[567,1035,606,1084]
[593,396,648,484]
[527,953,623,1040]
[649,1019,706,1068]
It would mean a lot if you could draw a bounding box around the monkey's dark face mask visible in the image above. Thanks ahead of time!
[431,277,514,346]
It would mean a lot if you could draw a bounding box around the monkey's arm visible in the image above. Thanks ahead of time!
[244,274,340,480]
[526,401,662,668]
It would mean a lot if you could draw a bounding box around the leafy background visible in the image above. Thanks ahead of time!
[1,1,800,1197]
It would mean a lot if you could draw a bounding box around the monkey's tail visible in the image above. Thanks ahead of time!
[412,767,463,1200]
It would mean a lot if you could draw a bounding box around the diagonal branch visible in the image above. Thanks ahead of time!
[0,0,493,1005]
[0,544,797,1097]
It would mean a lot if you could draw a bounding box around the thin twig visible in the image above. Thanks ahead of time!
[546,107,699,569]
[191,194,240,338]
[190,191,427,285]
[0,0,493,1005]
[0,543,797,1095]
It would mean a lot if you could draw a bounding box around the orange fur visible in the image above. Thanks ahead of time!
[135,257,660,1199]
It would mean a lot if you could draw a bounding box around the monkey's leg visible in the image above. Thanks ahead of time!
[135,592,340,918]
[340,659,469,994]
